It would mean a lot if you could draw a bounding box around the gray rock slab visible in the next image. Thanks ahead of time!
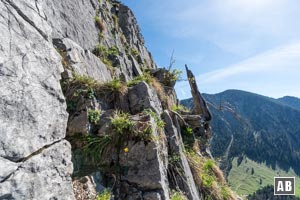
[53,38,112,83]
[128,81,162,115]
[162,111,200,200]
[0,140,74,200]
[0,0,68,161]
[0,157,20,182]
[42,0,100,50]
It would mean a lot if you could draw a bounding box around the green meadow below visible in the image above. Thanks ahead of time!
[227,157,300,197]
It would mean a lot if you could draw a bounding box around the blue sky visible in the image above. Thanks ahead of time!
[122,0,300,99]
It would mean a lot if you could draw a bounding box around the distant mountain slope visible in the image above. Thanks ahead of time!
[227,156,300,196]
[181,90,300,175]
[277,96,300,111]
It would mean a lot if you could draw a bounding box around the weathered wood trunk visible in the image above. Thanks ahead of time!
[185,65,211,122]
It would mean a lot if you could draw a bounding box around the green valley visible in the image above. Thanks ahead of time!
[228,157,300,197]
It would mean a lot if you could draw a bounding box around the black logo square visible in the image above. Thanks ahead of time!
[274,177,295,195]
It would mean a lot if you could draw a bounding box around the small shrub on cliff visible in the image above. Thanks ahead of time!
[137,123,154,142]
[108,46,119,56]
[143,109,165,131]
[88,109,102,124]
[111,111,134,135]
[92,45,120,72]
[73,74,99,89]
[130,47,139,59]
[96,189,112,200]
[170,190,188,200]
[203,159,214,172]
[186,150,236,200]
[172,104,190,113]
[184,127,193,135]
[127,72,152,87]
[164,68,182,86]
[201,173,214,188]
[93,44,108,58]
[168,153,181,166]
[102,78,127,95]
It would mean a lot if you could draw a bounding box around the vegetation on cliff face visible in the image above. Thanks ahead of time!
[186,151,236,200]
[60,52,236,199]
[0,0,237,199]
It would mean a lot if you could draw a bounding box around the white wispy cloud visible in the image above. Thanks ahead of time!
[150,0,300,56]
[124,0,300,98]
[176,42,300,99]
[199,42,300,83]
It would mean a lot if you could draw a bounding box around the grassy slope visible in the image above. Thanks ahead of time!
[228,157,300,197]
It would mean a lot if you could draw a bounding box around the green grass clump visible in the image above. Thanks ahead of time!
[172,104,190,113]
[203,159,214,172]
[62,75,130,118]
[111,111,134,135]
[102,78,124,92]
[137,124,154,142]
[99,32,105,40]
[92,45,119,69]
[170,191,188,200]
[82,135,112,162]
[96,189,112,200]
[186,150,236,200]
[110,110,157,144]
[130,47,139,59]
[201,173,214,188]
[169,153,181,166]
[108,46,119,56]
[88,109,102,124]
[221,186,233,199]
[163,68,182,86]
[70,74,125,97]
[184,127,193,135]
[127,73,152,87]
[143,109,165,130]
[73,74,99,89]
[93,44,109,58]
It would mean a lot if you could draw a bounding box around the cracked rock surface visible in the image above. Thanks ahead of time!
[0,140,74,200]
[0,0,73,199]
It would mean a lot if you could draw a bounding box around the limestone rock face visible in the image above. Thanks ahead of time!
[0,0,73,199]
[162,111,201,200]
[0,0,219,199]
[0,0,68,161]
[0,140,74,200]
[42,0,100,50]
[118,116,169,200]
[53,38,112,82]
[119,4,156,69]
[0,157,20,182]
[128,81,162,115]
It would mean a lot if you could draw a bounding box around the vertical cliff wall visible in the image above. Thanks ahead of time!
[0,0,235,199]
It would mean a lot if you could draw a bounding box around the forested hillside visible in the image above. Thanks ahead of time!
[181,90,300,175]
